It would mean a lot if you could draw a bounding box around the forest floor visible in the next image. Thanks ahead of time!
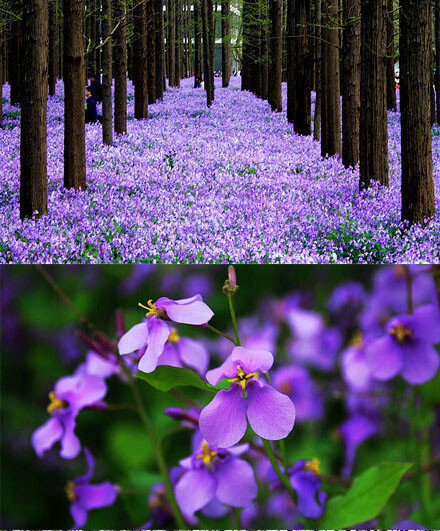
[1,77,439,263]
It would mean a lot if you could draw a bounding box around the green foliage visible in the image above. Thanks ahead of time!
[318,462,413,529]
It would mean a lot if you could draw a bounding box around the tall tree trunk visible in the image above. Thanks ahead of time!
[95,0,101,74]
[242,0,260,93]
[221,0,231,87]
[134,1,148,118]
[261,0,269,100]
[386,0,396,110]
[269,0,282,111]
[168,0,176,85]
[8,6,22,106]
[321,0,341,157]
[201,0,214,105]
[194,0,202,86]
[48,0,58,96]
[89,0,97,76]
[20,0,48,219]
[155,0,165,98]
[342,0,361,167]
[147,0,157,103]
[286,0,296,123]
[102,0,112,145]
[435,0,440,124]
[359,0,388,188]
[208,0,215,101]
[400,0,435,224]
[64,0,86,190]
[313,0,322,141]
[114,0,127,134]
[174,0,181,87]
[0,28,3,124]
[294,0,311,134]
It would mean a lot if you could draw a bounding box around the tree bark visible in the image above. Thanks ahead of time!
[155,0,165,98]
[201,0,214,105]
[386,0,396,110]
[174,0,181,87]
[102,0,112,145]
[0,28,3,124]
[342,0,361,167]
[48,0,58,96]
[435,0,440,124]
[321,0,341,157]
[242,0,260,93]
[286,0,296,123]
[359,0,388,188]
[147,0,157,103]
[114,0,127,134]
[194,0,202,86]
[64,0,86,190]
[221,0,231,87]
[313,0,322,141]
[134,0,148,118]
[400,0,435,224]
[20,0,48,219]
[294,0,311,134]
[269,0,282,111]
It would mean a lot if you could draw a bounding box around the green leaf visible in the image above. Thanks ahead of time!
[135,365,230,393]
[318,461,413,529]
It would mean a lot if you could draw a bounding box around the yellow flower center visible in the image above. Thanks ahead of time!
[351,331,363,348]
[196,441,218,466]
[228,365,258,391]
[65,481,76,501]
[168,328,180,343]
[47,391,67,414]
[138,299,160,318]
[304,458,321,475]
[390,323,413,344]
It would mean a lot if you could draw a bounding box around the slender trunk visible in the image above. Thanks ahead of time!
[0,28,3,124]
[321,0,341,157]
[102,0,112,144]
[155,0,165,98]
[114,0,127,134]
[208,0,215,101]
[134,1,148,118]
[175,0,181,87]
[386,0,396,110]
[201,0,214,105]
[64,0,86,190]
[342,0,361,167]
[89,0,97,76]
[313,0,322,141]
[435,0,440,123]
[359,0,388,188]
[168,0,176,85]
[294,0,311,134]
[221,0,231,87]
[20,0,48,219]
[261,0,269,100]
[400,0,435,224]
[287,0,296,123]
[147,0,157,103]
[194,0,202,86]
[242,0,259,92]
[9,10,22,106]
[48,0,58,96]
[269,0,282,111]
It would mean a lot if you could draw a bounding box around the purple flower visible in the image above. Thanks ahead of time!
[200,347,295,447]
[272,365,323,421]
[174,441,257,520]
[66,448,119,528]
[140,483,174,529]
[366,304,440,385]
[341,335,373,393]
[32,365,108,459]
[118,294,213,373]
[289,459,327,519]
[392,520,426,530]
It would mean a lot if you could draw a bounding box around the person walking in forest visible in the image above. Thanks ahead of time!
[85,86,98,124]
[89,73,103,103]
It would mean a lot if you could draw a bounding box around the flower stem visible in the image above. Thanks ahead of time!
[262,439,297,504]
[234,507,242,529]
[279,438,289,476]
[206,323,236,344]
[227,293,241,346]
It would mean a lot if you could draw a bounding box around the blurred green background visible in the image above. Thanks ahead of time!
[0,264,402,529]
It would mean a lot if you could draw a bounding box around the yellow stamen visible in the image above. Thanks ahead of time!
[138,299,160,318]
[227,365,258,391]
[196,441,218,466]
[168,328,180,343]
[390,323,413,344]
[65,481,76,502]
[304,458,321,475]
[351,331,363,348]
[47,391,67,414]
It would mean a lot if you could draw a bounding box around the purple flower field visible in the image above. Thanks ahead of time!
[1,77,439,263]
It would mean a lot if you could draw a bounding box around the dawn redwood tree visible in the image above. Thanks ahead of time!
[313,0,322,141]
[114,0,127,134]
[341,0,361,168]
[242,0,260,93]
[193,0,202,87]
[435,0,440,124]
[168,0,177,86]
[260,0,269,100]
[0,27,4,124]
[208,0,215,101]
[359,0,388,189]
[48,0,57,96]
[221,0,231,87]
[400,0,435,224]
[20,0,48,219]
[321,0,341,157]
[133,0,148,119]
[64,0,86,190]
[286,0,296,124]
[294,0,312,135]
[155,0,165,98]
[201,0,214,106]
[147,0,157,104]
[101,0,112,145]
[268,0,282,111]
[386,0,396,111]
[174,0,181,87]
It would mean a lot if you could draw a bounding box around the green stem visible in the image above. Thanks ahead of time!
[126,373,186,529]
[279,439,289,476]
[227,293,241,346]
[262,439,297,504]
[206,323,236,344]
[234,507,242,529]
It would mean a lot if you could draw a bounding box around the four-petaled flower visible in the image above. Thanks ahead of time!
[118,295,213,373]
[174,441,257,521]
[199,347,295,447]
[66,448,119,529]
